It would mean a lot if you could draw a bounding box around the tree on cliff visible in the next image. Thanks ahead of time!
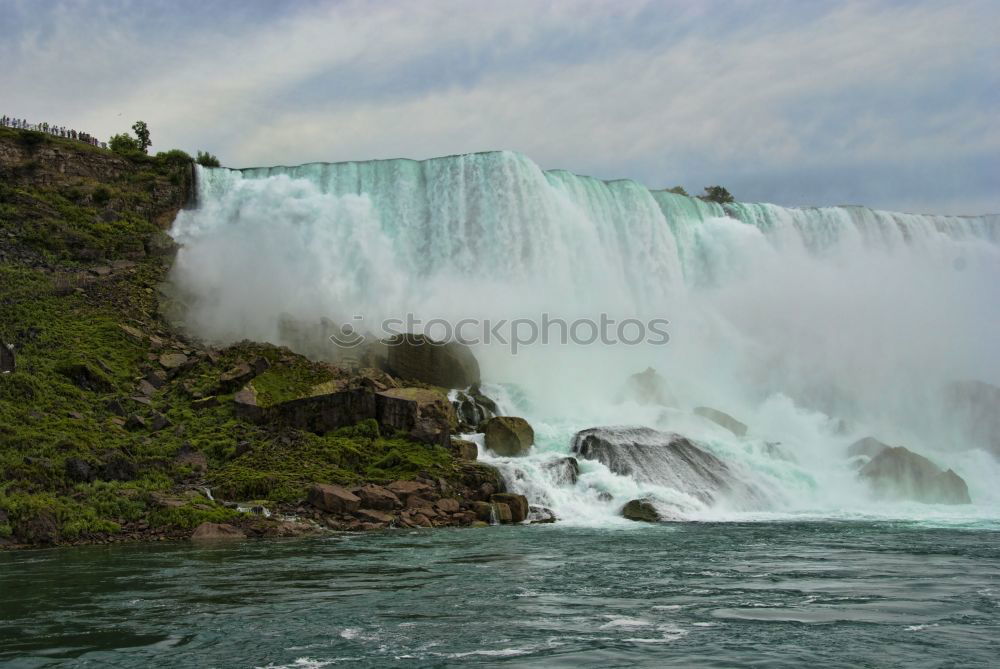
[131,121,151,153]
[108,132,143,155]
[196,151,220,167]
[666,186,689,196]
[699,185,735,204]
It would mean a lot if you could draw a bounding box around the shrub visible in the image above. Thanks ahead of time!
[699,185,735,204]
[155,149,192,167]
[666,186,689,196]
[109,133,143,156]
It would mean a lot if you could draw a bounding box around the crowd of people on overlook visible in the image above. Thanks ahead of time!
[1,115,107,149]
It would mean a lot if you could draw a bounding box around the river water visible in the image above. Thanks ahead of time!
[2,522,998,668]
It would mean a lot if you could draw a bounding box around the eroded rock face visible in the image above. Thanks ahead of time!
[452,384,498,431]
[385,334,480,388]
[375,387,453,445]
[484,417,534,457]
[694,406,748,437]
[571,426,768,509]
[621,499,661,522]
[859,446,971,504]
[449,439,479,460]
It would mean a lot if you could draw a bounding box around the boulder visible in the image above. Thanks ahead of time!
[175,445,207,471]
[542,456,579,485]
[158,352,189,371]
[622,367,673,406]
[1,342,14,373]
[470,501,494,522]
[458,462,507,497]
[191,522,245,541]
[356,508,395,524]
[307,483,361,513]
[484,417,534,457]
[56,362,112,392]
[385,334,480,388]
[491,493,529,523]
[572,426,769,509]
[375,387,453,445]
[528,506,557,524]
[100,455,137,482]
[354,484,402,511]
[859,446,971,504]
[435,498,461,514]
[694,406,748,437]
[847,437,891,459]
[449,438,479,460]
[270,387,376,434]
[621,499,661,522]
[493,502,513,524]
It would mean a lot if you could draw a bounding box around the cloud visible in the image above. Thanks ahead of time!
[2,0,997,213]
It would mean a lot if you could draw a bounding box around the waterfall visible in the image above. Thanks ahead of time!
[168,150,1000,524]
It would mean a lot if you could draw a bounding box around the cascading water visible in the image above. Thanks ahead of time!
[168,150,1000,526]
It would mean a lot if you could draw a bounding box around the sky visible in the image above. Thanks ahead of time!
[2,0,998,215]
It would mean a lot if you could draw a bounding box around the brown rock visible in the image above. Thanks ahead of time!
[375,387,454,445]
[307,483,361,513]
[410,513,433,528]
[356,508,395,524]
[450,438,479,460]
[405,495,435,510]
[387,480,435,502]
[191,522,245,541]
[493,503,513,524]
[354,484,402,511]
[219,361,255,391]
[491,493,529,523]
[484,417,534,457]
[435,498,460,514]
[471,501,494,522]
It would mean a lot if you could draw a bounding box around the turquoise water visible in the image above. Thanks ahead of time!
[2,523,998,668]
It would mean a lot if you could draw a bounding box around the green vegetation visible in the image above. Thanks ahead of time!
[666,186,689,196]
[0,126,465,545]
[195,151,221,168]
[700,185,735,204]
[131,120,151,154]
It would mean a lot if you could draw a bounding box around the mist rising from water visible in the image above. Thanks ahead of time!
[168,151,1000,521]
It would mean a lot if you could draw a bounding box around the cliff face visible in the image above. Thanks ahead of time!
[0,127,501,548]
[0,127,192,266]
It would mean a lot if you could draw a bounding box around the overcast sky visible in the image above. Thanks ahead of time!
[2,0,997,214]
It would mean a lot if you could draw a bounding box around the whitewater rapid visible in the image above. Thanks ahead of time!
[168,150,1000,527]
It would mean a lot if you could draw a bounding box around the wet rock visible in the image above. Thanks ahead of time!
[452,386,497,430]
[118,324,145,344]
[621,498,661,522]
[491,493,529,523]
[484,416,534,457]
[145,369,168,389]
[136,379,158,397]
[356,508,395,524]
[572,426,769,509]
[14,510,59,544]
[528,505,557,524]
[859,446,971,504]
[694,406,748,437]
[493,503,513,524]
[449,438,479,460]
[542,456,580,485]
[471,501,494,522]
[307,483,361,513]
[191,522,245,541]
[124,414,147,431]
[847,436,891,459]
[354,484,402,511]
[191,396,218,410]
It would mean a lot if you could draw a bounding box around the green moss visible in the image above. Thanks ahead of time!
[250,358,338,407]
[149,500,237,530]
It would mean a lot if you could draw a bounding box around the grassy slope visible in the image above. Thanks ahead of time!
[0,128,459,546]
